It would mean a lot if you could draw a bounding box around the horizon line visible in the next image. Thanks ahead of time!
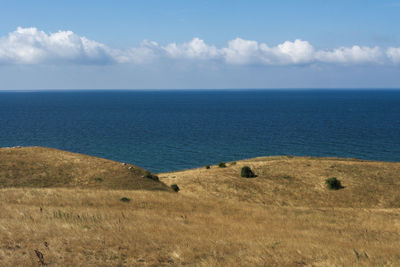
[1,88,400,92]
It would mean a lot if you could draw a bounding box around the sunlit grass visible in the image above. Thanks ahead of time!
[1,147,400,266]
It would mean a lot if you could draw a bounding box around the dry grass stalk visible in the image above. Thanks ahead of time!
[34,249,45,265]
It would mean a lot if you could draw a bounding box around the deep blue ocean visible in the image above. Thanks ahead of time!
[1,90,399,172]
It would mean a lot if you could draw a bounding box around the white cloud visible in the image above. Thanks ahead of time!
[220,39,315,65]
[275,39,315,63]
[258,39,315,65]
[387,47,400,64]
[0,27,114,64]
[222,38,260,64]
[222,39,383,65]
[163,38,219,60]
[316,46,383,64]
[0,27,398,66]
[113,40,160,64]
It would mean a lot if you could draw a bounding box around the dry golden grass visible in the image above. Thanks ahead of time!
[1,148,400,266]
[1,188,399,266]
[0,146,169,191]
[159,156,400,208]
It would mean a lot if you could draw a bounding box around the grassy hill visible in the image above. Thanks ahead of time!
[1,148,399,266]
[159,156,400,208]
[0,146,169,191]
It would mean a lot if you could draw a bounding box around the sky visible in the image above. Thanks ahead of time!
[1,0,400,89]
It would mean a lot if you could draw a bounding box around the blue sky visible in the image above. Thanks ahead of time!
[1,0,400,89]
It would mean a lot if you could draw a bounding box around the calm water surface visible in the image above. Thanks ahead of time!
[1,90,399,172]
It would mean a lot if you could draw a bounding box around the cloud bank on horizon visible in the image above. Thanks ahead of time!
[1,27,400,66]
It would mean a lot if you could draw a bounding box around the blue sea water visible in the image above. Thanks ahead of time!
[0,89,399,172]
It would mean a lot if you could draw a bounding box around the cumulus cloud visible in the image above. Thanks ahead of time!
[222,38,260,64]
[316,46,383,64]
[220,38,315,65]
[0,27,399,66]
[164,38,219,60]
[113,40,160,64]
[387,47,400,64]
[261,39,315,65]
[0,27,114,64]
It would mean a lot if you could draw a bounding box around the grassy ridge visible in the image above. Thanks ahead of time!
[0,146,169,191]
[159,156,400,208]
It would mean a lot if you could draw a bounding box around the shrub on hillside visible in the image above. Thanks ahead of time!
[94,177,103,182]
[144,171,159,181]
[120,197,131,202]
[218,162,227,168]
[241,166,256,178]
[171,184,180,192]
[325,177,343,190]
[205,165,210,169]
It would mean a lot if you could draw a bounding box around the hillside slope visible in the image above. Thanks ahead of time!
[0,146,169,191]
[159,156,400,208]
[1,188,399,266]
[1,150,399,266]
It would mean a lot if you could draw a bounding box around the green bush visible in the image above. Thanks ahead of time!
[94,177,103,182]
[144,171,159,181]
[218,162,227,168]
[120,197,131,202]
[241,166,256,178]
[205,165,210,169]
[171,184,180,192]
[325,177,343,190]
[230,162,237,166]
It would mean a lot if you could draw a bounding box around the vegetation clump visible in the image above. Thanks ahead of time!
[94,177,103,182]
[120,197,131,202]
[205,165,210,169]
[241,166,256,178]
[170,184,180,192]
[218,162,227,168]
[230,162,237,166]
[325,177,343,190]
[144,171,159,181]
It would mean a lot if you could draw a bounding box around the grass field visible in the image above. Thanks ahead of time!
[1,147,399,266]
[0,146,169,191]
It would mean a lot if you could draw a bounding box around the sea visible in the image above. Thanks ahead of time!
[0,89,399,173]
